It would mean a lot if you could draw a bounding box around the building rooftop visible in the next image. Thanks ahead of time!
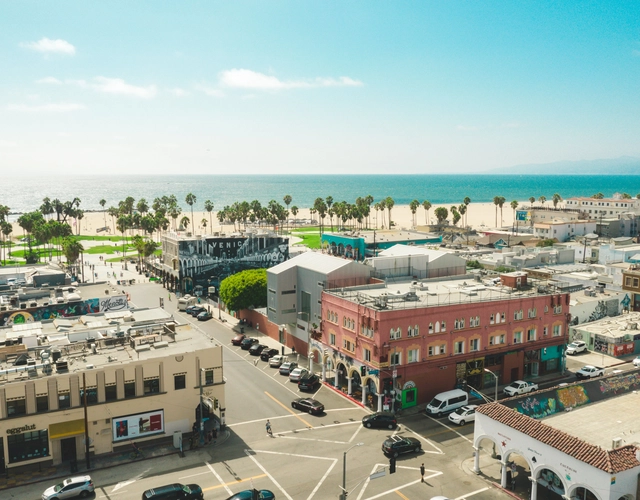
[572,311,640,340]
[269,251,361,275]
[325,275,563,310]
[0,307,211,385]
[478,401,640,473]
[0,283,121,311]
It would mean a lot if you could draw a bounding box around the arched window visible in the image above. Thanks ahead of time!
[435,321,440,333]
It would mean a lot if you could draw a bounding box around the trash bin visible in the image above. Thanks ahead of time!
[70,459,78,473]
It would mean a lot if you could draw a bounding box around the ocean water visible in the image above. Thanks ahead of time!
[3,174,640,214]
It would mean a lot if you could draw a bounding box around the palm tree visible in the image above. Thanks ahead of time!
[434,207,448,225]
[529,196,535,207]
[493,196,501,227]
[422,200,431,224]
[325,196,334,231]
[283,195,292,233]
[511,200,519,223]
[552,193,562,208]
[61,237,84,278]
[498,197,506,226]
[538,195,547,208]
[385,197,395,228]
[201,218,208,233]
[463,197,471,226]
[291,206,298,228]
[458,204,467,227]
[591,192,604,199]
[185,193,196,233]
[99,198,107,228]
[204,200,214,234]
[1,221,12,265]
[108,206,119,233]
[180,216,190,231]
[409,200,420,227]
[169,205,182,231]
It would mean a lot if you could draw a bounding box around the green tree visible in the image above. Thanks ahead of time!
[498,197,506,227]
[385,196,395,227]
[185,193,197,232]
[422,200,431,224]
[510,200,519,223]
[621,193,632,199]
[529,196,535,207]
[219,268,268,311]
[61,237,84,276]
[99,198,107,228]
[409,199,420,227]
[1,221,12,265]
[434,207,448,225]
[463,197,471,226]
[536,239,556,247]
[204,200,214,234]
[552,193,562,208]
[592,192,604,199]
[538,195,547,207]
[493,196,501,227]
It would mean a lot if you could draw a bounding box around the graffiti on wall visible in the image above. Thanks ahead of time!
[556,385,590,409]
[598,372,640,395]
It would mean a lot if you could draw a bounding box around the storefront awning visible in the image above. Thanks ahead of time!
[50,419,85,440]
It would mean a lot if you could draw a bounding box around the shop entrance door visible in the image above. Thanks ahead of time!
[61,437,77,462]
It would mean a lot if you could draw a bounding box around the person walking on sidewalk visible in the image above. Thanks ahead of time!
[420,463,425,482]
[266,420,272,436]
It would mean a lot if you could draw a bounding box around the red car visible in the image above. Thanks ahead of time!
[231,334,246,346]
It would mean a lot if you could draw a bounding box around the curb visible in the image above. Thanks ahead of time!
[322,381,366,408]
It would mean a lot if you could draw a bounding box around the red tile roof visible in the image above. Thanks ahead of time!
[477,403,640,473]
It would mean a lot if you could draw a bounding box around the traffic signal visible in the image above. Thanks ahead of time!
[360,365,366,376]
[214,398,219,410]
[389,456,396,474]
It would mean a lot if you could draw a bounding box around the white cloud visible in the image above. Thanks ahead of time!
[0,140,17,148]
[91,77,157,98]
[218,69,363,90]
[168,88,188,97]
[20,38,76,55]
[6,103,86,112]
[194,83,225,97]
[37,77,63,84]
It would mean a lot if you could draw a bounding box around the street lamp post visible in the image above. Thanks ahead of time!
[484,368,498,402]
[298,311,312,372]
[199,368,205,446]
[340,442,364,500]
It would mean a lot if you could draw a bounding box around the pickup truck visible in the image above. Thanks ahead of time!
[503,380,539,397]
[575,365,605,379]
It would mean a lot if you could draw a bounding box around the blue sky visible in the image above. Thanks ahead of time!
[2,1,640,175]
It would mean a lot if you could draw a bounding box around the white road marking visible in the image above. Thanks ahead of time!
[427,414,474,443]
[307,457,338,500]
[278,435,349,444]
[206,461,233,496]
[348,421,364,443]
[178,470,210,480]
[111,470,149,492]
[360,469,443,500]
[393,425,444,455]
[250,449,337,461]
[456,487,489,499]
[245,449,293,500]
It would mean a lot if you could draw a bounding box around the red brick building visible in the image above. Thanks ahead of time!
[315,272,570,411]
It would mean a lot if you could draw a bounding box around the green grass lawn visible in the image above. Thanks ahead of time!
[85,244,135,255]
[292,232,321,248]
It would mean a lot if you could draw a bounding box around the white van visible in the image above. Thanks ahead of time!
[177,294,197,311]
[425,389,468,417]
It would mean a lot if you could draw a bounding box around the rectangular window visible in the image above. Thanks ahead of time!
[281,289,296,295]
[469,338,479,352]
[343,339,355,352]
[144,378,160,394]
[205,370,214,385]
[408,349,419,363]
[36,395,48,412]
[490,335,505,345]
[490,314,495,325]
[363,348,371,362]
[454,341,464,354]
[6,398,26,417]
[58,392,71,408]
[390,352,401,365]
[8,430,49,464]
[330,333,336,345]
[513,331,522,344]
[501,313,505,324]
[80,387,98,405]
[554,305,562,314]
[626,277,632,287]
[124,381,136,399]
[390,328,401,340]
[553,325,562,337]
[514,310,523,320]
[105,384,117,402]
[527,328,536,341]
[174,374,186,390]
[528,308,537,318]
[428,345,446,356]
[635,278,640,288]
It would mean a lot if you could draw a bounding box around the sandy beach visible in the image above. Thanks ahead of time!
[7,201,535,241]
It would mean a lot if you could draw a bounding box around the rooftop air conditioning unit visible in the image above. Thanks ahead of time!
[612,437,622,449]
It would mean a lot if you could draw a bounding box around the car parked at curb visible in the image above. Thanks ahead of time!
[249,344,267,356]
[231,334,246,346]
[566,340,587,355]
[188,306,207,317]
[634,356,640,367]
[289,367,308,382]
[240,337,259,350]
[503,380,539,397]
[269,355,287,368]
[448,405,478,426]
[196,311,212,321]
[291,397,324,415]
[260,348,280,361]
[141,482,204,500]
[42,475,95,500]
[362,411,397,429]
[298,373,320,392]
[382,435,422,458]
[279,361,298,375]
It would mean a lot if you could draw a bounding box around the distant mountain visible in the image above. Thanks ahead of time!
[486,156,640,175]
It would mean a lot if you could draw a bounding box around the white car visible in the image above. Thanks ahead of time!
[503,380,539,397]
[269,355,287,368]
[633,356,640,367]
[448,405,478,426]
[289,367,308,382]
[42,475,94,499]
[566,341,587,355]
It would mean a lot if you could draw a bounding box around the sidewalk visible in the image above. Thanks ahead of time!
[0,429,231,491]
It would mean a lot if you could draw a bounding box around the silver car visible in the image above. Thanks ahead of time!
[269,355,287,368]
[42,475,94,499]
[289,367,308,382]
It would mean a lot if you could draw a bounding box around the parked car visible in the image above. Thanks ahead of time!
[249,344,268,356]
[42,475,95,500]
[196,311,212,321]
[362,411,397,429]
[576,365,605,379]
[448,405,478,426]
[566,340,587,355]
[291,397,324,415]
[298,373,320,391]
[289,367,308,382]
[260,348,280,361]
[240,337,259,350]
[279,361,298,375]
[185,305,199,315]
[224,490,275,500]
[382,435,422,457]
[503,380,539,397]
[269,354,287,368]
[189,306,207,317]
[231,333,246,346]
[141,482,204,500]
[634,356,640,367]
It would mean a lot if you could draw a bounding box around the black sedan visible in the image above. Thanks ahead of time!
[298,374,319,392]
[260,348,280,361]
[189,306,207,317]
[362,411,397,429]
[197,311,212,321]
[291,398,324,415]
[240,338,259,350]
[249,344,267,356]
[382,435,422,457]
